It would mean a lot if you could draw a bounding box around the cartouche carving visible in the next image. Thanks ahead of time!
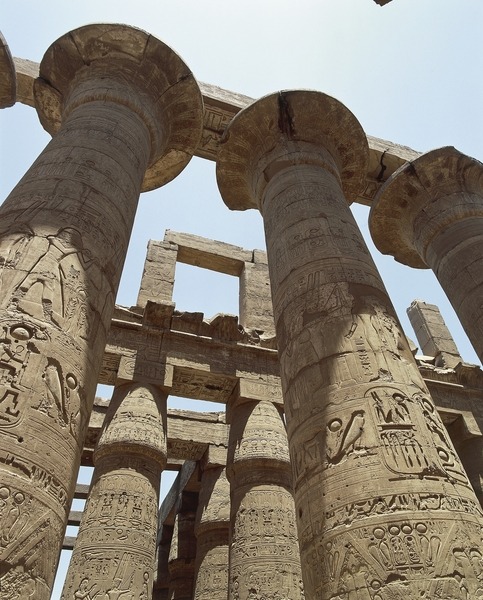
[216,90,483,599]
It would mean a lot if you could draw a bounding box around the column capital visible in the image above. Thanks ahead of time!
[94,382,167,467]
[34,23,203,190]
[370,146,483,268]
[216,90,368,211]
[0,31,16,107]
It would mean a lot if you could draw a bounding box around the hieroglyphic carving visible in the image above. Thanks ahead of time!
[227,401,303,600]
[61,383,167,598]
[194,467,230,600]
[216,90,483,599]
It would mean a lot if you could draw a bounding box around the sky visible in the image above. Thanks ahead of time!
[1,1,483,596]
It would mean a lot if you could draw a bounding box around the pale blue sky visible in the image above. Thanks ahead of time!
[1,1,482,596]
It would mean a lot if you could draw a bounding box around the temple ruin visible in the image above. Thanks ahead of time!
[0,23,482,600]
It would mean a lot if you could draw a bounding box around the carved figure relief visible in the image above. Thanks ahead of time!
[326,411,366,464]
[0,323,42,428]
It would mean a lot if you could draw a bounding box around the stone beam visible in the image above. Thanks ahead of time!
[12,56,420,206]
[164,230,252,276]
[100,306,281,403]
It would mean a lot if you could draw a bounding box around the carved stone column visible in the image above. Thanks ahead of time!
[168,493,197,600]
[217,91,483,599]
[193,466,230,600]
[61,383,167,598]
[227,399,303,600]
[0,31,15,108]
[0,24,202,598]
[370,147,483,364]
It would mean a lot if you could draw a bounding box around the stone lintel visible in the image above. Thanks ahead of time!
[13,56,420,205]
[164,230,253,275]
[12,57,36,106]
[102,315,281,400]
[67,510,83,526]
[63,537,76,551]
[424,377,483,436]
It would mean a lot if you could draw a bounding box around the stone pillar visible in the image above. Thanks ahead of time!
[0,24,202,598]
[193,466,230,600]
[370,147,483,364]
[239,249,275,336]
[61,382,167,598]
[168,492,197,600]
[217,91,483,599]
[407,300,462,368]
[137,240,179,308]
[227,398,303,600]
[0,31,15,108]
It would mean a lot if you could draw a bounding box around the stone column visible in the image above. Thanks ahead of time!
[227,398,303,600]
[217,91,483,599]
[0,31,15,108]
[407,300,462,368]
[0,24,202,598]
[61,382,167,598]
[193,466,230,600]
[370,147,483,364]
[168,492,198,600]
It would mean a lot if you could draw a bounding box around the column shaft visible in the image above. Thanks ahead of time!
[168,498,197,600]
[227,400,304,600]
[0,25,202,597]
[61,383,167,598]
[265,160,483,599]
[0,94,150,599]
[370,148,483,364]
[216,92,483,599]
[194,466,230,600]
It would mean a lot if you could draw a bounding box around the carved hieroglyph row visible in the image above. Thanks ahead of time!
[0,24,203,599]
[216,90,483,599]
[227,399,304,600]
[61,383,167,599]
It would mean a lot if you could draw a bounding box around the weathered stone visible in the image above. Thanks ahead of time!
[0,24,202,598]
[0,32,15,108]
[370,147,483,365]
[194,465,230,600]
[408,300,462,368]
[137,240,179,308]
[227,399,304,600]
[13,54,421,207]
[168,494,198,600]
[217,90,483,599]
[61,383,167,599]
[3,23,483,600]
